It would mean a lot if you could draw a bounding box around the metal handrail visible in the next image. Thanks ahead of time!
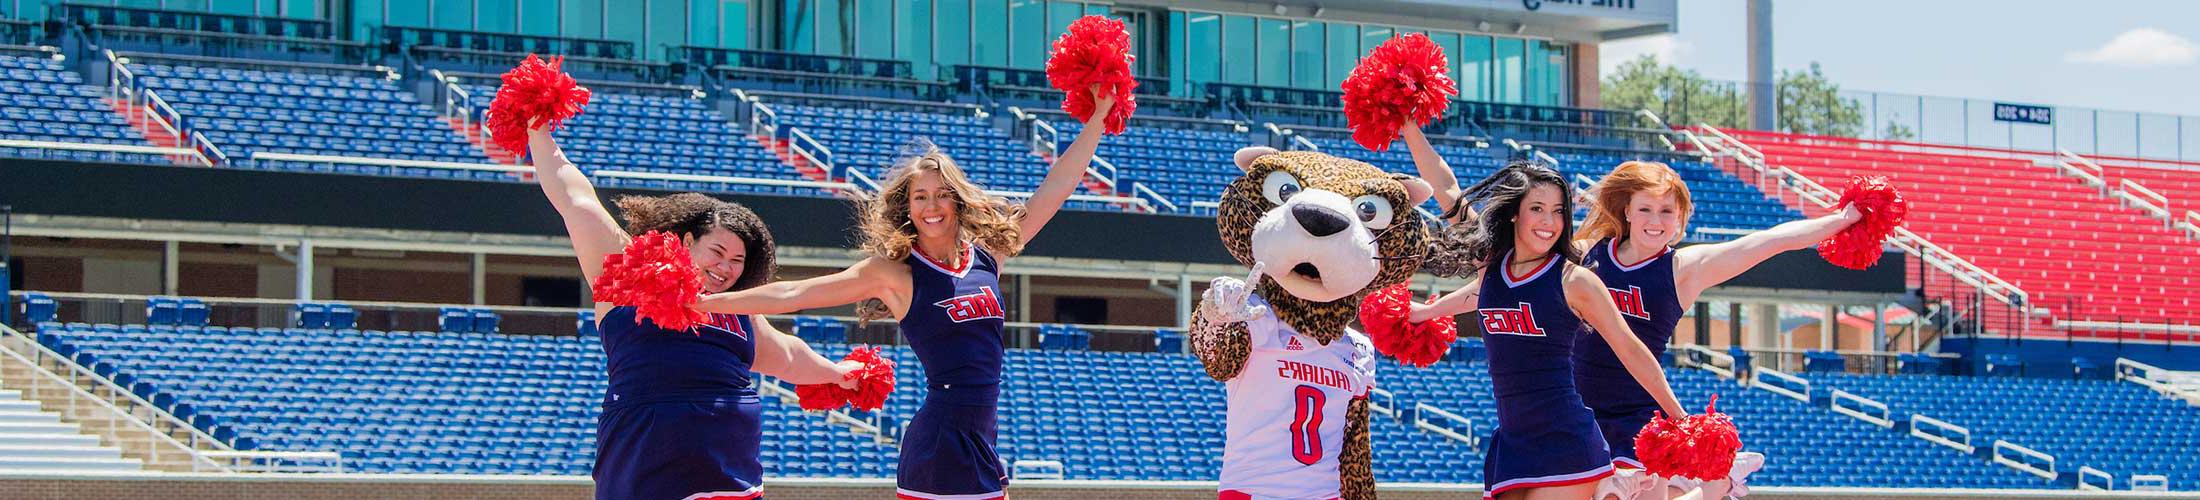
[1828,389,1894,428]
[591,170,857,191]
[1908,414,1974,453]
[1411,402,1479,450]
[251,152,529,173]
[1991,440,2058,480]
[1751,367,1810,402]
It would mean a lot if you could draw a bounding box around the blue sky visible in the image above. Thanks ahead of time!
[1600,0,2200,117]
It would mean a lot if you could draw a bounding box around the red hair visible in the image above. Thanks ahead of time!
[1579,161,1693,245]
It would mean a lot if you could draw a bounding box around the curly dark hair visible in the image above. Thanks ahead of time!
[613,192,777,291]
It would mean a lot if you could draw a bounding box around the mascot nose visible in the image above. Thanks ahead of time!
[1292,203,1350,237]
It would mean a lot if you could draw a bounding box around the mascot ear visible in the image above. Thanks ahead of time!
[1395,174,1435,209]
[1234,146,1282,173]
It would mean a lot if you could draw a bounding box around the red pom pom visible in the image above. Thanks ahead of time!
[486,54,592,156]
[795,346,898,412]
[1341,33,1457,152]
[1636,395,1744,481]
[591,231,708,333]
[1357,283,1458,368]
[1816,176,1909,270]
[1046,15,1139,135]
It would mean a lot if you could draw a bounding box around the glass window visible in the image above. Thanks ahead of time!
[720,0,749,48]
[1168,11,1186,95]
[208,0,256,15]
[1360,25,1391,54]
[1045,1,1081,45]
[519,0,558,36]
[285,0,318,17]
[476,0,515,33]
[1543,41,1571,106]
[1009,0,1044,68]
[387,0,429,27]
[1459,34,1490,101]
[1493,37,1523,103]
[1430,31,1459,92]
[1526,41,1549,105]
[1182,12,1218,91]
[1256,17,1288,87]
[1219,14,1252,85]
[432,0,471,30]
[813,0,844,55]
[972,0,1007,66]
[645,0,684,58]
[563,0,602,39]
[685,0,717,48]
[349,0,383,41]
[898,0,935,78]
[936,0,971,68]
[1324,22,1356,88]
[855,0,892,59]
[604,0,646,53]
[1290,20,1323,90]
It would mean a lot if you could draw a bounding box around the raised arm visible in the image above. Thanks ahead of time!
[1673,205,1861,302]
[1400,124,1463,214]
[1409,269,1483,323]
[1016,89,1117,246]
[1565,268,1686,418]
[694,257,909,317]
[749,316,859,386]
[528,128,627,312]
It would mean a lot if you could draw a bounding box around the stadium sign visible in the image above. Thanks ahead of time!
[1992,102,2053,126]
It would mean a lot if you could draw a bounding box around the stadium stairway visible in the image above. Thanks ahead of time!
[0,380,142,473]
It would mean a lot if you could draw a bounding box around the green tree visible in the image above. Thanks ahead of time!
[1776,63,1866,137]
[1602,56,1870,138]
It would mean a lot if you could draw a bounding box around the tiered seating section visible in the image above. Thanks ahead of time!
[0,52,170,164]
[35,311,2161,489]
[763,100,1112,212]
[1730,130,2200,330]
[1055,118,1242,212]
[1807,372,2199,488]
[459,83,823,197]
[132,62,486,174]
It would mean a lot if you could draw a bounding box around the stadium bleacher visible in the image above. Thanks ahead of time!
[26,310,2148,488]
[1726,130,2200,331]
[0,50,174,165]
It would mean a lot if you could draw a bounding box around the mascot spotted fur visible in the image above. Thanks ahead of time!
[1193,146,1433,500]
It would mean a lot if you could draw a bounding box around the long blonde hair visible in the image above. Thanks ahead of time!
[856,145,1026,261]
[853,143,1026,323]
[1579,161,1694,245]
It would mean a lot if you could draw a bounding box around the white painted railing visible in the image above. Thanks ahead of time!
[986,189,1154,213]
[1289,133,1319,152]
[590,170,858,191]
[0,139,197,157]
[1827,389,1894,428]
[1087,156,1121,193]
[0,324,343,472]
[750,101,780,138]
[2131,474,2170,491]
[2053,149,2107,188]
[1908,414,1974,453]
[101,50,215,166]
[1411,402,1480,450]
[845,167,882,192]
[1751,367,1810,402]
[1693,125,2043,321]
[1991,440,2058,480]
[1366,388,1396,417]
[754,378,887,443]
[1028,116,1060,157]
[1133,182,1179,213]
[251,152,530,173]
[1011,460,1067,480]
[2076,466,2113,491]
[787,127,835,177]
[1675,344,1738,379]
[2114,358,2200,407]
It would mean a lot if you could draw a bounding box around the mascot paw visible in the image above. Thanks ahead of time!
[1200,263,1269,324]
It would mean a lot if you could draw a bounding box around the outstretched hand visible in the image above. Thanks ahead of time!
[1200,262,1269,324]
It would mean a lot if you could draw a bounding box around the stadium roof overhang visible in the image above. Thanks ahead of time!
[1146,0,1678,43]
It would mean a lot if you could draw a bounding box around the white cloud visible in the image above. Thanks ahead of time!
[2065,28,2198,68]
[1600,35,1692,74]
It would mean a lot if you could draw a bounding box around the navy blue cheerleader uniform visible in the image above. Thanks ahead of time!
[595,307,766,500]
[1573,238,1685,469]
[896,242,1011,500]
[1477,252,1614,498]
